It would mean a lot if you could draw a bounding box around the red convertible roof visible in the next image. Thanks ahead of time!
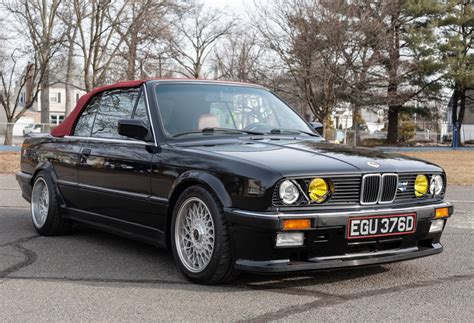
[51,78,261,137]
[51,80,146,137]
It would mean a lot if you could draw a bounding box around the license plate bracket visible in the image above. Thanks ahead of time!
[347,213,417,240]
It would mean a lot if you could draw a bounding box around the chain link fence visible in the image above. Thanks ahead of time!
[0,122,55,146]
[2,121,474,147]
[325,122,474,147]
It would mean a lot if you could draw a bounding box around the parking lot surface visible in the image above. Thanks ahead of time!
[0,174,473,321]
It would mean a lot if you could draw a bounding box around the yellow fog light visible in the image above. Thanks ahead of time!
[435,207,449,219]
[415,175,429,198]
[308,178,331,203]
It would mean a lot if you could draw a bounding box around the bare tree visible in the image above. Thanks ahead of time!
[57,0,80,115]
[73,0,129,91]
[4,0,65,128]
[252,0,353,133]
[114,0,178,80]
[167,1,234,78]
[214,31,264,82]
[0,47,50,145]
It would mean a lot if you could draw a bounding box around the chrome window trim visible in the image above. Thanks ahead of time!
[64,135,150,146]
[68,84,157,147]
[142,83,158,146]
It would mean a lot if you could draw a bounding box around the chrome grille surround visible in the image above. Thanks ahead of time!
[360,173,398,205]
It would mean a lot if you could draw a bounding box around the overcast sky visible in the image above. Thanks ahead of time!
[204,0,254,11]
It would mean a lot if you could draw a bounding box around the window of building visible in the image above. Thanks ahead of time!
[50,92,61,103]
[50,114,65,125]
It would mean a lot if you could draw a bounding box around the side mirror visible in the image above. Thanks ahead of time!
[118,119,150,141]
[309,121,324,135]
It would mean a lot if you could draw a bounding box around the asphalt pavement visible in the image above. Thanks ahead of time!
[0,174,473,322]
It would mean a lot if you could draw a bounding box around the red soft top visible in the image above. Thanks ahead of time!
[51,78,259,137]
[51,80,145,137]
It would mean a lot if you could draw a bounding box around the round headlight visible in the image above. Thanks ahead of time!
[430,175,444,196]
[279,180,300,205]
[414,174,429,198]
[308,178,331,203]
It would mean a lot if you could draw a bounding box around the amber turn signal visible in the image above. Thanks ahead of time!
[282,219,311,230]
[435,207,449,219]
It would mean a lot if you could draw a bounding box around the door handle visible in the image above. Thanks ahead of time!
[81,148,91,157]
[80,148,91,164]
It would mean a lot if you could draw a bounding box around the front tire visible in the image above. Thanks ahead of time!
[31,171,71,236]
[171,186,238,284]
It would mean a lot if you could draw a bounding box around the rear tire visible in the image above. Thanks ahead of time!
[31,171,72,236]
[171,185,239,284]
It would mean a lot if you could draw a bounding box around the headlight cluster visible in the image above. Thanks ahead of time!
[278,178,332,205]
[278,180,300,205]
[414,174,444,198]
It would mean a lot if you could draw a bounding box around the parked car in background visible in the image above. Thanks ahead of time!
[16,79,453,284]
[23,124,42,137]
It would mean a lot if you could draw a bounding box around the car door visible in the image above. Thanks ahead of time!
[74,87,157,231]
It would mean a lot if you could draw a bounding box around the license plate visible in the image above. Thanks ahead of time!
[347,213,417,239]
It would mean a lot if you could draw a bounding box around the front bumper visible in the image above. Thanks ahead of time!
[16,172,33,203]
[224,202,453,273]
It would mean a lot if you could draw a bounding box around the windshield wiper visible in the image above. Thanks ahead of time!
[173,127,264,138]
[269,128,320,137]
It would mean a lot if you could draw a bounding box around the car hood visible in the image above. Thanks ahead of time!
[184,138,443,177]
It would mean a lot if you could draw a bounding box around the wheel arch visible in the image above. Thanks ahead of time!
[165,171,232,248]
[31,161,59,184]
[30,161,66,207]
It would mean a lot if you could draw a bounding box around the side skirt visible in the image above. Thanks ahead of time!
[61,206,167,248]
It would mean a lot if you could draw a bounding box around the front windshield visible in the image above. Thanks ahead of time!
[155,83,316,137]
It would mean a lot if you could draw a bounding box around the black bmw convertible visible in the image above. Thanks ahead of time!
[16,79,453,284]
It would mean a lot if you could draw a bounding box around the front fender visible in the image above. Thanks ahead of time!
[169,170,232,208]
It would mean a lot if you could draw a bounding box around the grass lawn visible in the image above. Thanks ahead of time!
[0,152,20,174]
[400,151,474,186]
[1,150,473,185]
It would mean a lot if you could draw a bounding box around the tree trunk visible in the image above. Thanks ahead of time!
[65,27,77,116]
[65,82,73,116]
[352,105,361,146]
[385,5,401,144]
[451,88,462,146]
[386,105,400,144]
[40,72,50,131]
[126,29,138,80]
[456,89,466,145]
[3,122,14,146]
